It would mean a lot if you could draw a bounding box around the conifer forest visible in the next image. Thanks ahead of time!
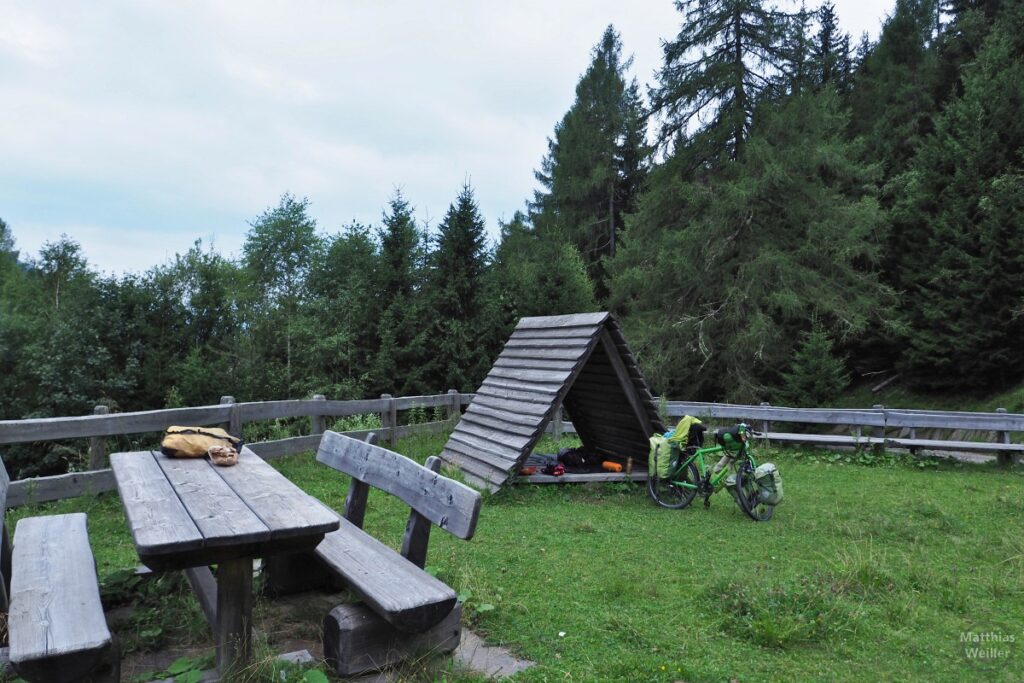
[2,0,1023,478]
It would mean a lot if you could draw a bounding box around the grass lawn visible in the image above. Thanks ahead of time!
[5,431,1024,682]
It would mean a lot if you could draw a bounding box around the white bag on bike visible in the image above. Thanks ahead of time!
[724,473,741,505]
[753,463,783,506]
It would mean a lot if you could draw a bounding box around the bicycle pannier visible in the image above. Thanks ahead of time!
[753,463,784,506]
[648,434,677,479]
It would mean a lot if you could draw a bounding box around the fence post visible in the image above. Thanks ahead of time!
[552,401,563,438]
[220,396,241,439]
[759,402,770,437]
[380,394,397,448]
[311,394,327,435]
[447,389,461,422]
[995,407,1016,467]
[872,404,885,453]
[89,405,109,470]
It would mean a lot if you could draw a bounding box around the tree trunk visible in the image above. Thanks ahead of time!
[286,321,292,398]
[608,184,616,259]
[733,8,746,161]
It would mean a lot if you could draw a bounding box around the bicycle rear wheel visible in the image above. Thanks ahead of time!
[735,457,774,521]
[647,462,700,509]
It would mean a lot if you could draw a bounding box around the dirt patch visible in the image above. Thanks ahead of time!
[114,588,351,678]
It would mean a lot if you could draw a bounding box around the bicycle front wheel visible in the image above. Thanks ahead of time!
[647,462,700,509]
[735,457,774,521]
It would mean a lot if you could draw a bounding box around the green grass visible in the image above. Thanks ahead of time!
[6,432,1024,682]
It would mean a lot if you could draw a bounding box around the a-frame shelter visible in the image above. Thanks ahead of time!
[439,312,665,490]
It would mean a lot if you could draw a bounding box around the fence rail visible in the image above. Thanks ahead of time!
[1,391,470,508]
[661,401,1024,433]
[1,392,1020,507]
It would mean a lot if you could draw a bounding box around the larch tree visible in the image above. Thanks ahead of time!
[650,0,788,164]
[612,89,894,401]
[532,25,649,300]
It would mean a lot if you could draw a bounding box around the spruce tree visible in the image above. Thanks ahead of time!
[812,3,852,91]
[532,25,649,299]
[483,211,597,357]
[777,5,814,96]
[424,183,489,392]
[848,0,938,180]
[0,218,13,255]
[371,191,428,395]
[893,5,1024,389]
[307,223,380,396]
[936,0,1005,100]
[780,327,851,406]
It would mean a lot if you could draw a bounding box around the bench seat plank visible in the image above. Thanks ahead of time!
[153,453,271,547]
[8,513,111,683]
[109,451,204,557]
[315,517,457,633]
[212,447,339,541]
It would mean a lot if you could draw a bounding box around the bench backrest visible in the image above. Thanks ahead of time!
[317,430,482,545]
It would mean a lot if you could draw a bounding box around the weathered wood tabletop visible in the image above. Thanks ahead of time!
[110,445,339,674]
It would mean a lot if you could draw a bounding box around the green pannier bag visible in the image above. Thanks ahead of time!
[648,434,677,479]
[753,463,784,506]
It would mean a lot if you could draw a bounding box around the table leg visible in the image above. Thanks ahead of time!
[215,557,253,674]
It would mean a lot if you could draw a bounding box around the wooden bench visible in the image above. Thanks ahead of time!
[0,458,118,683]
[268,431,482,676]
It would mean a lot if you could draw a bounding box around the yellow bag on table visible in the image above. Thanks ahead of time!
[161,426,241,458]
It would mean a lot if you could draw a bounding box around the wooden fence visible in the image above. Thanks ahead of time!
[552,400,1024,466]
[0,391,470,508]
[2,393,1021,507]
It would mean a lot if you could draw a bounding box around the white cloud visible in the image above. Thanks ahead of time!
[1,0,895,273]
[0,4,70,66]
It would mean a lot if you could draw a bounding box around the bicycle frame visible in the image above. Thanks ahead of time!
[668,441,757,490]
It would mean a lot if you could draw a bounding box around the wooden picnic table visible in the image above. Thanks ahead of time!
[110,446,339,675]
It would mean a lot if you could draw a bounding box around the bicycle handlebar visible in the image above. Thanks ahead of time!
[739,423,763,437]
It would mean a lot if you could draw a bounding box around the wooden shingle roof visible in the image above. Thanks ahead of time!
[439,312,664,490]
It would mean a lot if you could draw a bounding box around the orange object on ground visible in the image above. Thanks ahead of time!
[602,461,623,472]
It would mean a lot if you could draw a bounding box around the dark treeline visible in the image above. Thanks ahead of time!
[2,0,1023,475]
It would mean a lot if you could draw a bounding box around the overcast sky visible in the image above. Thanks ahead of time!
[1,0,894,274]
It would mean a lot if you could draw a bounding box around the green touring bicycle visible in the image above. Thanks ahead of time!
[647,421,782,521]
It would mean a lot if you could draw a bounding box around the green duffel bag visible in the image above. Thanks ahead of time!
[648,434,677,479]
